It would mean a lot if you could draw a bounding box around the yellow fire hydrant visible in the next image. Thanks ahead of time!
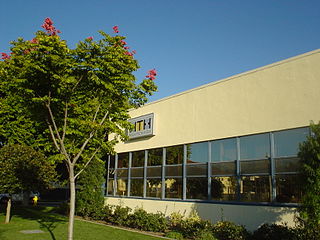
[32,195,38,206]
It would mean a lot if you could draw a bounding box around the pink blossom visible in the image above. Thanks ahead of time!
[41,17,61,36]
[113,25,119,33]
[30,38,38,44]
[124,46,130,50]
[124,51,133,56]
[132,50,137,55]
[120,40,127,45]
[1,53,10,60]
[86,36,93,40]
[145,68,157,80]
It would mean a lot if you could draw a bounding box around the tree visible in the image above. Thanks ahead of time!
[298,122,320,238]
[0,144,56,223]
[0,18,157,240]
[76,156,105,218]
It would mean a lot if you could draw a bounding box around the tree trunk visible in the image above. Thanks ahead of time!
[68,166,76,240]
[5,197,11,224]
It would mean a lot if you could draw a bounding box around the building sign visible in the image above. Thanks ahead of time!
[128,113,154,139]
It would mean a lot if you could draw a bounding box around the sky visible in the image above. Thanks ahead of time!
[1,0,319,102]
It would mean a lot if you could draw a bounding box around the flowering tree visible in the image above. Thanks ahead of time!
[0,18,157,240]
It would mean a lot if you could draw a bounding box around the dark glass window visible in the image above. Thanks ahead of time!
[186,177,208,200]
[211,177,237,201]
[146,179,162,198]
[240,159,270,174]
[107,179,115,195]
[186,164,207,176]
[131,168,144,177]
[275,157,301,173]
[274,127,309,157]
[148,148,163,166]
[146,166,162,178]
[240,176,271,202]
[166,145,184,165]
[187,142,208,163]
[130,179,144,197]
[118,153,129,168]
[117,169,128,178]
[116,178,128,196]
[276,174,302,203]
[211,138,237,162]
[165,178,182,199]
[132,150,145,167]
[211,162,236,175]
[240,133,270,160]
[165,165,183,177]
[109,155,115,168]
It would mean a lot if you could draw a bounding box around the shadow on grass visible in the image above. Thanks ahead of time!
[1,204,66,240]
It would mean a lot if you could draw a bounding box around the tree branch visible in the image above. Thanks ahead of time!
[74,148,100,179]
[62,102,68,143]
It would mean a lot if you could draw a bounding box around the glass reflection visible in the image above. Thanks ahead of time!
[130,179,144,197]
[148,148,163,166]
[276,174,302,203]
[165,178,182,199]
[166,145,184,165]
[107,179,115,196]
[211,138,237,162]
[186,177,208,200]
[116,178,128,196]
[274,127,309,157]
[240,176,271,202]
[211,177,237,201]
[187,142,208,163]
[118,153,129,168]
[132,150,145,167]
[146,179,162,198]
[240,133,270,160]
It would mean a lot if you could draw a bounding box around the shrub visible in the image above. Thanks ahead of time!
[129,208,167,232]
[195,230,217,240]
[252,224,297,240]
[55,201,69,215]
[212,221,250,240]
[112,205,132,226]
[165,231,184,240]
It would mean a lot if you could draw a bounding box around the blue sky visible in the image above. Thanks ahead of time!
[1,0,319,102]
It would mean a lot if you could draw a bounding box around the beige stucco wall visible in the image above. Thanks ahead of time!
[105,197,297,231]
[115,49,320,153]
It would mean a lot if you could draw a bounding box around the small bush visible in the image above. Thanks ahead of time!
[129,208,167,232]
[165,231,184,240]
[55,201,69,215]
[112,205,132,226]
[195,230,217,240]
[212,221,250,240]
[252,224,297,240]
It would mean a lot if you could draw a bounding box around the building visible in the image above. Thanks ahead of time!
[105,49,320,231]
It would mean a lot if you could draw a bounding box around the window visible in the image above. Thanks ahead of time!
[148,148,163,166]
[165,178,182,199]
[116,178,128,196]
[211,138,237,162]
[130,179,144,197]
[274,127,309,157]
[132,150,145,167]
[186,178,208,200]
[166,145,184,165]
[211,162,236,175]
[146,179,162,198]
[211,177,237,201]
[187,142,208,163]
[240,176,271,202]
[240,133,270,160]
[276,174,302,203]
[240,159,270,174]
[118,153,129,168]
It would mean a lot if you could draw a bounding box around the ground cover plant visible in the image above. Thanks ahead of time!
[0,205,163,240]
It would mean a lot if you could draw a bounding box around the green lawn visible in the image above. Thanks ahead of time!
[0,205,164,240]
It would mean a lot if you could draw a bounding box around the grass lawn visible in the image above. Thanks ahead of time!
[0,205,164,240]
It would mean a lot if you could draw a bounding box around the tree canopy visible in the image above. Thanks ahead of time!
[0,18,157,239]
